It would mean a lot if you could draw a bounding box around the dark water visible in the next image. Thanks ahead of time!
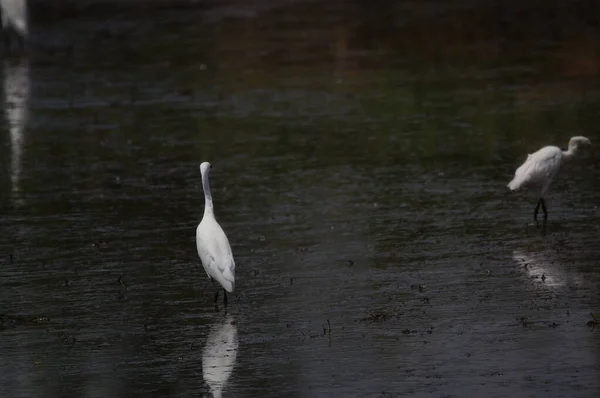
[1,1,600,397]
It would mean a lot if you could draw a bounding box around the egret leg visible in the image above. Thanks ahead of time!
[540,198,548,220]
[534,198,542,220]
[223,289,228,307]
[16,34,25,51]
[211,279,219,305]
[3,32,11,52]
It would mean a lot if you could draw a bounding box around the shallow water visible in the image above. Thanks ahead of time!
[1,1,600,397]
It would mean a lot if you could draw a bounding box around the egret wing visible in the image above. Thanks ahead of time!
[526,148,562,185]
[508,146,562,190]
[196,220,236,292]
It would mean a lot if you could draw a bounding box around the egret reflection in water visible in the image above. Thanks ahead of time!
[3,55,29,206]
[202,315,238,398]
[513,249,584,288]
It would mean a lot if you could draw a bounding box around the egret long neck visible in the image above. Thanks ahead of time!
[202,172,214,216]
[562,145,578,160]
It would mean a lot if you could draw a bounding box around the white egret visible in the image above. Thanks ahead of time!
[0,0,28,49]
[507,136,592,220]
[196,162,236,306]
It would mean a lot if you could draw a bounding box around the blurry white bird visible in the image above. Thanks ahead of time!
[507,136,592,220]
[196,162,236,306]
[0,0,28,49]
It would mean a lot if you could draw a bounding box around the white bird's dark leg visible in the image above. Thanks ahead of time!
[3,30,11,51]
[540,198,548,219]
[534,198,542,220]
[211,278,219,305]
[223,289,228,306]
[16,33,25,51]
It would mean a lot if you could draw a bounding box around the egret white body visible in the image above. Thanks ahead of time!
[196,162,235,306]
[0,0,28,47]
[507,136,592,220]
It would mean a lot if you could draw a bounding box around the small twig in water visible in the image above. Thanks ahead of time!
[323,319,331,335]
[588,313,598,329]
[299,330,306,341]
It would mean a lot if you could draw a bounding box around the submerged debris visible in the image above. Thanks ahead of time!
[323,319,331,336]
[361,309,402,324]
[0,314,50,331]
[409,284,426,293]
[587,313,598,329]
[519,317,528,328]
[363,311,391,323]
[299,319,333,342]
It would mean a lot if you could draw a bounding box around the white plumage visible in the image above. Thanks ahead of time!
[0,0,28,38]
[196,162,236,306]
[507,136,592,220]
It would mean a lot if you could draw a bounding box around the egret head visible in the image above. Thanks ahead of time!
[200,162,212,176]
[567,136,594,160]
[568,136,591,150]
